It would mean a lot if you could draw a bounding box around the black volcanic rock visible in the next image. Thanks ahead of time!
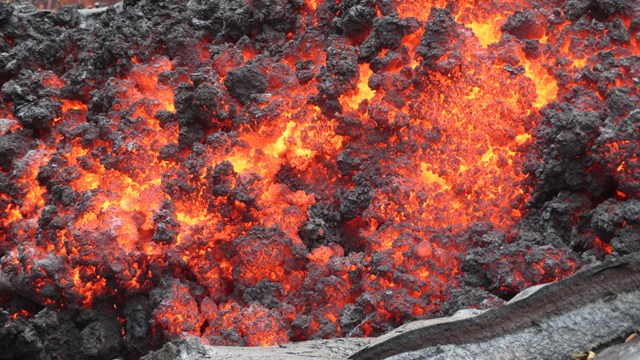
[359,16,419,63]
[0,132,32,171]
[338,186,372,221]
[607,17,630,44]
[332,0,377,36]
[501,9,544,40]
[417,7,460,72]
[224,65,268,104]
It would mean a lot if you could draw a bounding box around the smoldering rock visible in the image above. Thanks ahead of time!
[332,0,377,37]
[155,110,178,130]
[460,253,491,287]
[0,318,43,360]
[522,40,541,58]
[86,85,116,120]
[0,132,33,171]
[248,0,303,34]
[501,9,544,40]
[312,44,360,115]
[205,132,232,155]
[310,93,344,118]
[152,200,179,244]
[158,143,180,162]
[1,70,62,131]
[80,319,123,358]
[337,148,361,175]
[149,277,202,338]
[563,0,591,21]
[359,16,419,63]
[538,192,591,244]
[295,59,316,85]
[124,296,151,355]
[224,65,268,104]
[563,0,634,20]
[335,114,365,138]
[241,280,284,309]
[175,77,230,147]
[607,17,630,44]
[504,64,525,75]
[189,0,256,41]
[338,186,372,221]
[0,3,13,24]
[416,9,458,68]
[290,314,313,341]
[0,308,92,360]
[588,0,634,19]
[0,172,16,198]
[590,199,640,239]
[49,185,78,207]
[299,201,343,250]
[207,160,236,197]
[525,105,604,202]
[606,87,636,117]
[338,304,365,335]
[13,98,62,131]
[233,226,308,288]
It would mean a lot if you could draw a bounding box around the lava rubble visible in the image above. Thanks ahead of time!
[0,0,638,359]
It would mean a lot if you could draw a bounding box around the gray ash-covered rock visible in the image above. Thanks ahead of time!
[416,7,461,72]
[338,186,372,221]
[331,0,378,37]
[563,0,636,21]
[176,73,232,147]
[224,65,268,104]
[0,307,124,360]
[241,280,284,309]
[314,43,360,116]
[152,200,179,244]
[0,132,34,171]
[500,9,544,40]
[358,16,419,63]
[524,104,605,202]
[2,71,62,132]
[189,0,302,42]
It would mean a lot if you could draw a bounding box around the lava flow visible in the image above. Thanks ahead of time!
[0,0,639,358]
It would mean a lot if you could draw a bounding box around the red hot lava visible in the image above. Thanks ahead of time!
[0,0,639,355]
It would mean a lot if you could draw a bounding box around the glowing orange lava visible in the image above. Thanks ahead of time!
[1,0,636,348]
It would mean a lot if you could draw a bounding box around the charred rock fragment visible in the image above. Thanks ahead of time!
[416,8,460,72]
[0,132,32,171]
[152,200,179,244]
[332,0,377,37]
[295,59,316,85]
[338,186,372,221]
[607,17,630,44]
[525,105,604,202]
[80,319,123,358]
[359,16,419,63]
[501,9,544,40]
[563,0,635,21]
[124,297,151,355]
[224,65,268,105]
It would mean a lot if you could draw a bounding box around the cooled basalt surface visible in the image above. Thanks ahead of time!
[0,0,638,358]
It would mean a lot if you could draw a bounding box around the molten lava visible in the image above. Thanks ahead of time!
[0,0,638,353]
